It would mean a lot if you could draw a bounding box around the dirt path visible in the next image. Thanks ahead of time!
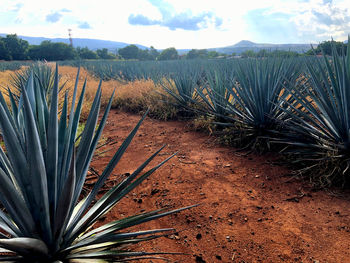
[91,110,350,263]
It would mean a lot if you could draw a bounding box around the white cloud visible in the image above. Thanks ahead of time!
[1,0,349,49]
[290,0,350,41]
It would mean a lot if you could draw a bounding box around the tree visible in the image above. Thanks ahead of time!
[256,49,269,57]
[270,50,299,57]
[149,46,159,60]
[157,47,179,60]
[186,49,208,59]
[137,49,153,60]
[76,47,99,59]
[28,41,76,61]
[186,49,198,59]
[207,50,220,58]
[2,34,29,60]
[96,48,116,59]
[118,44,139,60]
[241,50,256,58]
[306,40,347,56]
[0,39,11,60]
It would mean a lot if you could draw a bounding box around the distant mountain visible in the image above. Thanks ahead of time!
[0,34,148,51]
[231,40,258,48]
[211,40,315,54]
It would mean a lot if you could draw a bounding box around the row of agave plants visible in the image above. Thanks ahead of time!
[59,59,227,83]
[0,61,33,72]
[0,63,195,261]
[60,40,350,187]
[157,40,350,188]
[66,41,350,187]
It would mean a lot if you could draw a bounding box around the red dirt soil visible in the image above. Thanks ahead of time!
[91,110,350,263]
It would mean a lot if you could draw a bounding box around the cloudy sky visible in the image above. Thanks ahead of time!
[0,0,349,49]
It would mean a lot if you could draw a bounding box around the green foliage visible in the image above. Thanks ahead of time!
[137,49,153,61]
[240,50,256,58]
[187,49,208,59]
[241,49,300,58]
[257,49,292,58]
[306,40,347,56]
[268,50,300,57]
[0,40,11,60]
[118,44,139,60]
[28,41,76,61]
[0,34,29,60]
[158,47,179,61]
[0,65,192,261]
[76,47,99,60]
[96,48,116,59]
[149,46,160,60]
[208,50,221,58]
[186,49,223,59]
[118,45,159,61]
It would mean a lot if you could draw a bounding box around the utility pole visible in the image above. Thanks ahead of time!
[68,29,73,47]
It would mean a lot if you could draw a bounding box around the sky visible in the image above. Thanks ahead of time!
[0,0,349,49]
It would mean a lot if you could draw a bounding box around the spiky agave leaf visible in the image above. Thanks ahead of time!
[157,61,204,116]
[278,37,350,187]
[221,57,301,151]
[194,63,236,122]
[8,61,66,103]
[0,64,193,262]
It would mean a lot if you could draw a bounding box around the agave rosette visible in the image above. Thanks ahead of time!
[0,65,193,262]
[278,38,350,186]
[222,57,301,150]
[158,62,204,113]
[196,64,235,117]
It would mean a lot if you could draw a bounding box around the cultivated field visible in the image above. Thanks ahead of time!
[0,52,350,262]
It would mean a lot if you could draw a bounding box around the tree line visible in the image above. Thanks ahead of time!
[240,41,348,58]
[0,34,223,61]
[0,34,117,61]
[0,34,347,61]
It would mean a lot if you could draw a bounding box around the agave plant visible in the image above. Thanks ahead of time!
[158,62,204,115]
[278,38,350,187]
[0,65,192,262]
[222,57,300,150]
[0,61,32,72]
[196,64,235,117]
[8,61,66,103]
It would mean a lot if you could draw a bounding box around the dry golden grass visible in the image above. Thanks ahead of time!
[0,65,178,120]
[0,69,19,83]
[59,66,178,120]
[58,66,117,119]
[111,79,179,120]
[0,67,27,104]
